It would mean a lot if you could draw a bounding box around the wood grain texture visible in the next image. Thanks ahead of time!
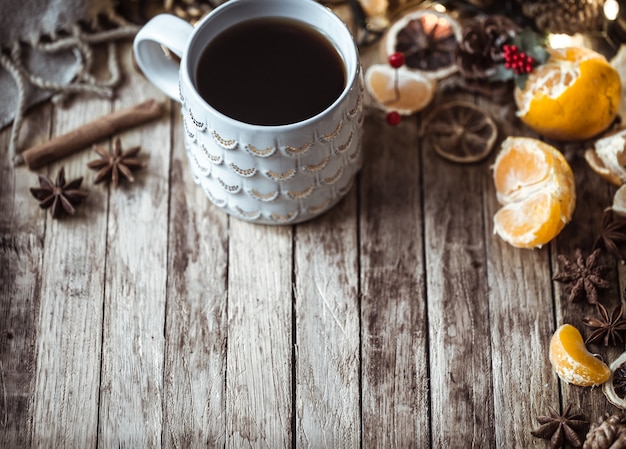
[359,114,430,449]
[1,10,622,448]
[30,93,110,448]
[226,220,293,449]
[0,104,51,449]
[97,44,170,448]
[294,187,360,448]
[482,101,559,448]
[552,143,620,424]
[162,108,229,448]
[422,93,494,449]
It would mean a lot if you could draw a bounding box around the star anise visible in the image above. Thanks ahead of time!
[594,210,626,261]
[87,137,144,187]
[531,404,589,449]
[30,167,88,219]
[583,302,626,346]
[552,248,611,304]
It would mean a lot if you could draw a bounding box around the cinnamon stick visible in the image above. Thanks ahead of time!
[20,99,163,170]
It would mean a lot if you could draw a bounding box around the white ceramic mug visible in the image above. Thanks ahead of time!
[133,0,363,225]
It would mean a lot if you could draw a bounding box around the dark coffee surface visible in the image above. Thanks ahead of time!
[195,17,346,125]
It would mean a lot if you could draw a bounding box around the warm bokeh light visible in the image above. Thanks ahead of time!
[547,33,585,49]
[604,0,620,20]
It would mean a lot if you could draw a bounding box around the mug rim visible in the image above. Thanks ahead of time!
[180,0,360,131]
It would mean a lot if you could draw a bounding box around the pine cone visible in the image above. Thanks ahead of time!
[455,15,518,97]
[517,0,604,35]
[456,15,519,80]
[584,413,626,449]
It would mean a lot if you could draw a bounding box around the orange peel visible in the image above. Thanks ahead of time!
[613,184,626,218]
[514,47,621,142]
[585,128,626,186]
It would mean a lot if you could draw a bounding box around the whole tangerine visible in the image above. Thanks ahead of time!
[514,47,621,142]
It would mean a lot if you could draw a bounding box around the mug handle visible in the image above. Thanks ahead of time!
[133,14,194,101]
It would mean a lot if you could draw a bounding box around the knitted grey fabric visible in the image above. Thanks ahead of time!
[0,0,116,43]
[0,0,138,162]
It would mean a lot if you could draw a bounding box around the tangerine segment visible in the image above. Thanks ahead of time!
[493,140,553,201]
[549,324,611,387]
[493,191,567,249]
[364,64,436,115]
[514,47,621,141]
[492,137,575,248]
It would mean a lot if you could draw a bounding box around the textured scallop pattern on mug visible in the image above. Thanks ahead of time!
[180,76,364,224]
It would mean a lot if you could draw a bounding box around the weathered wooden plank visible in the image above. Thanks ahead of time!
[30,94,110,448]
[97,44,170,448]
[0,103,51,449]
[359,113,429,448]
[226,220,293,449]
[552,141,618,424]
[162,107,229,448]
[482,101,560,448]
[10,16,619,448]
[293,181,360,447]
[422,93,495,448]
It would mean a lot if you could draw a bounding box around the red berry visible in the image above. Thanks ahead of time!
[386,111,401,126]
[388,52,405,69]
[502,43,536,75]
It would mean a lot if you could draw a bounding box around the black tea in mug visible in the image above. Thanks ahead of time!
[195,17,346,126]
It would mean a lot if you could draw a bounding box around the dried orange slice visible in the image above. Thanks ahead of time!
[422,101,497,163]
[603,352,626,409]
[515,47,622,141]
[549,324,611,387]
[364,64,436,115]
[383,8,461,80]
[493,137,575,248]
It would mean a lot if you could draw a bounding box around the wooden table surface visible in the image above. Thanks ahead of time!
[2,6,626,448]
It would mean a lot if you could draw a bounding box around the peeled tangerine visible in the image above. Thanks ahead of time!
[514,47,621,142]
[493,137,575,249]
[549,324,611,387]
